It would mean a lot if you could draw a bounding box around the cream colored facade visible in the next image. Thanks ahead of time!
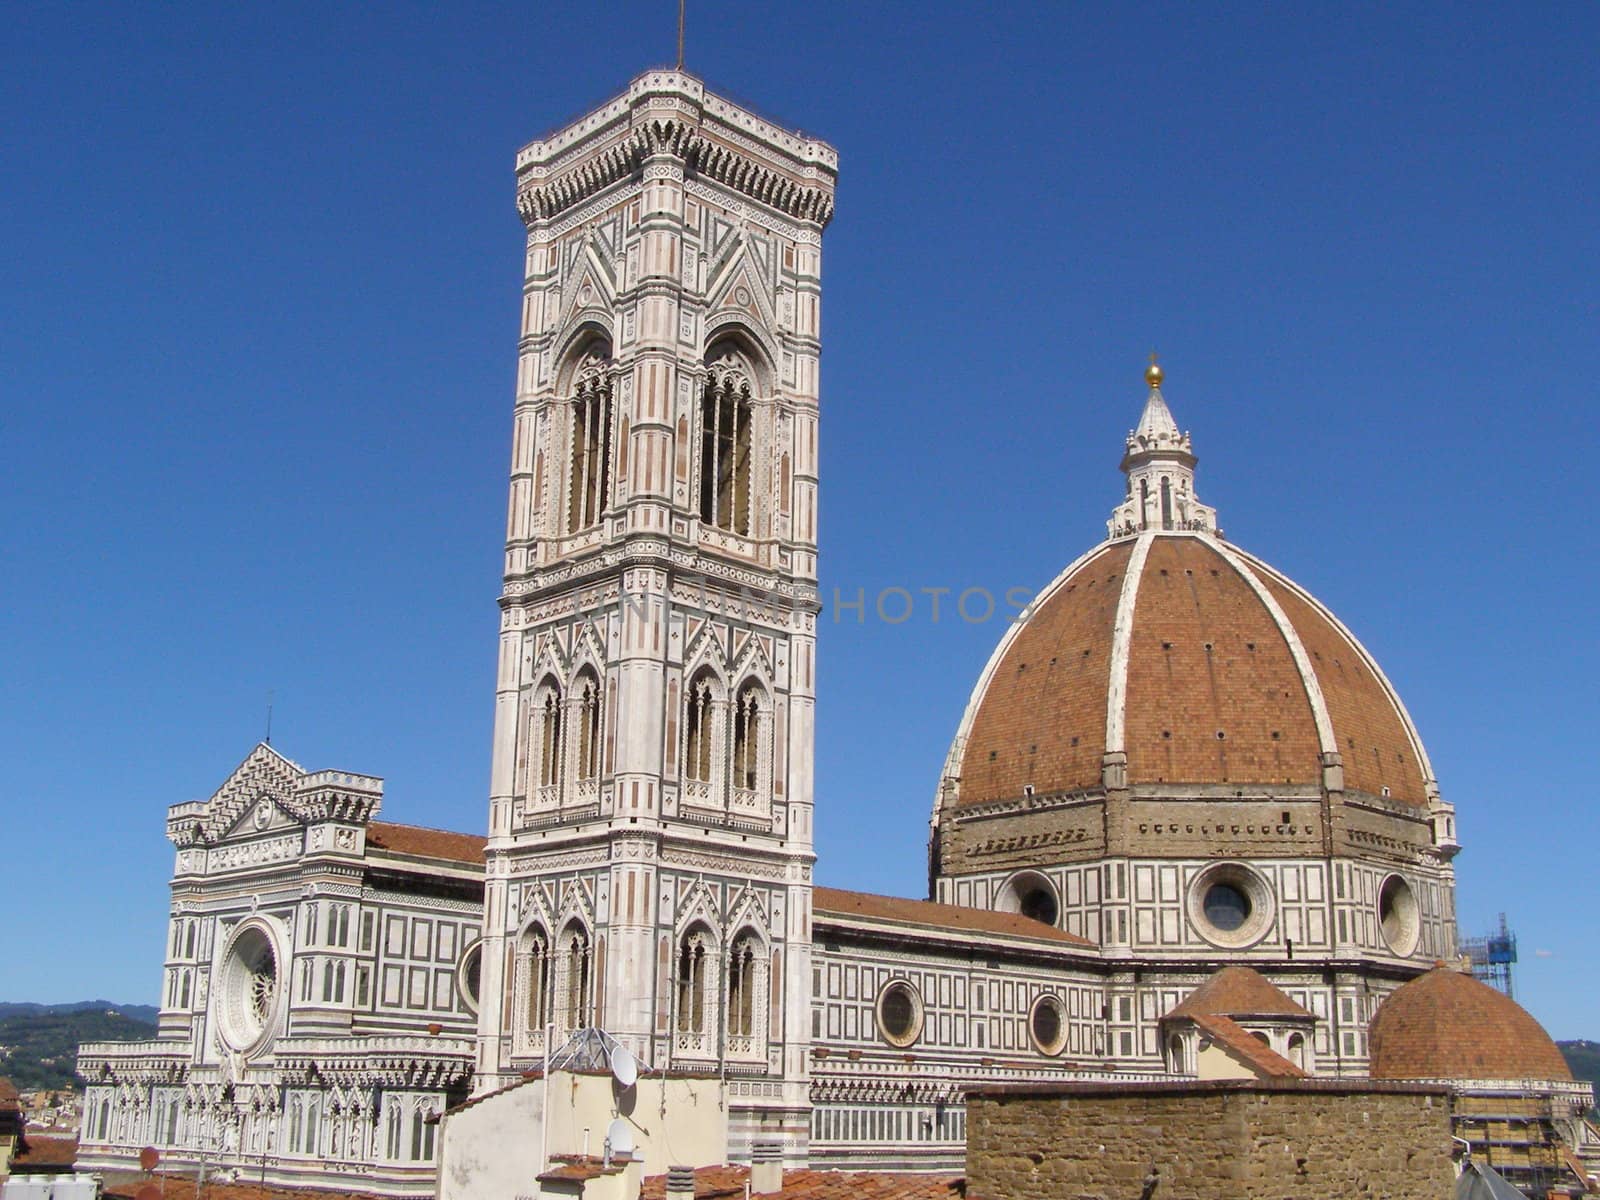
[473,69,834,1164]
[78,746,481,1194]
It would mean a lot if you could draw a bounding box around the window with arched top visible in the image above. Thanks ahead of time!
[731,682,765,805]
[700,350,756,536]
[536,682,564,800]
[574,674,601,784]
[524,928,551,1033]
[384,1102,402,1160]
[677,933,709,1035]
[560,926,591,1032]
[682,671,719,803]
[566,349,614,533]
[725,931,766,1059]
[675,926,717,1057]
[1168,1033,1187,1075]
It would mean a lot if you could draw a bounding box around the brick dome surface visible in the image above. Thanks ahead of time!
[952,532,1432,807]
[1368,967,1573,1082]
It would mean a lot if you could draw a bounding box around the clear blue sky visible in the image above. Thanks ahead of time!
[4,3,1596,1038]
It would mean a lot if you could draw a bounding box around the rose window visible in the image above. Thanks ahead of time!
[217,923,282,1055]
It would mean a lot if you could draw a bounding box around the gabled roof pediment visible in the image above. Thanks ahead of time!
[166,743,382,846]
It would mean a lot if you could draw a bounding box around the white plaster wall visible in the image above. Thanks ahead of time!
[438,1072,726,1200]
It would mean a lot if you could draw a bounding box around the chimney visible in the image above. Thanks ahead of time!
[750,1142,783,1195]
[665,1165,696,1199]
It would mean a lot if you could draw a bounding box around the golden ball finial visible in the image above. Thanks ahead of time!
[1145,354,1163,389]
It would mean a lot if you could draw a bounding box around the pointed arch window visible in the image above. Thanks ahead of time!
[676,937,708,1035]
[700,356,754,536]
[524,929,551,1033]
[567,351,614,533]
[732,682,763,796]
[561,927,591,1031]
[409,1105,435,1162]
[727,938,757,1037]
[575,675,601,783]
[538,684,564,792]
[675,926,717,1057]
[683,672,718,801]
[384,1102,402,1160]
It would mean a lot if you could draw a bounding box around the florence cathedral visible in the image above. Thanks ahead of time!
[75,69,1593,1198]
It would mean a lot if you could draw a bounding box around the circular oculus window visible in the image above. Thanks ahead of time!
[1029,994,1067,1056]
[216,921,283,1056]
[998,871,1060,928]
[1378,874,1421,957]
[1187,863,1274,948]
[875,981,924,1048]
[457,941,484,1013]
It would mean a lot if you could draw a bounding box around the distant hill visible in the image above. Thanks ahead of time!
[0,1001,159,1025]
[1560,1040,1599,1113]
[0,1003,159,1091]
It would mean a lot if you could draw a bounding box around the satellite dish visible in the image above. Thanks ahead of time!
[605,1117,634,1159]
[609,1043,638,1088]
[138,1147,161,1172]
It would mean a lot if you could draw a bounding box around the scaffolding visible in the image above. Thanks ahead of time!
[1461,912,1519,998]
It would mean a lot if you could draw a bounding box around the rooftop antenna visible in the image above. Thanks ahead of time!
[676,0,685,70]
[265,689,275,745]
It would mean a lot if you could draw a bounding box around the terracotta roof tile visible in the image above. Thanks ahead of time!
[952,534,1432,809]
[1190,1013,1308,1078]
[959,541,1131,804]
[13,1135,77,1166]
[0,1077,20,1107]
[639,1165,964,1199]
[1124,538,1322,788]
[1369,966,1573,1082]
[814,886,1094,947]
[538,1155,626,1183]
[104,1179,386,1200]
[1255,566,1428,805]
[366,820,485,865]
[1164,966,1314,1020]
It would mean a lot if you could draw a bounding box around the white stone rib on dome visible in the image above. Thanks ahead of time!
[1204,538,1338,758]
[932,530,1442,834]
[1224,543,1440,792]
[928,538,1119,834]
[1102,532,1155,755]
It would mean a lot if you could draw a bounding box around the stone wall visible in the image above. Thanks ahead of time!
[965,1079,1453,1200]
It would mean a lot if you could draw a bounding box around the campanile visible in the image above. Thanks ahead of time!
[473,70,836,1159]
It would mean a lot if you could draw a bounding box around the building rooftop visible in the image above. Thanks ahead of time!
[366,821,486,866]
[814,886,1093,947]
[1164,965,1315,1021]
[1189,1013,1308,1078]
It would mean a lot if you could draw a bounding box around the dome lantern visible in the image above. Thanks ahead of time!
[1108,358,1220,539]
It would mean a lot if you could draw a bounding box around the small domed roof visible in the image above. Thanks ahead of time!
[1369,966,1573,1082]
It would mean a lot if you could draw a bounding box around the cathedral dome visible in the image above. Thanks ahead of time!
[1368,967,1573,1082]
[940,368,1438,813]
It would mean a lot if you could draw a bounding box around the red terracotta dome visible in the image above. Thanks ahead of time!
[1369,966,1573,1082]
[947,530,1436,807]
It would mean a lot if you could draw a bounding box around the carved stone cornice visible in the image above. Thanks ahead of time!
[273,1035,474,1088]
[516,80,836,229]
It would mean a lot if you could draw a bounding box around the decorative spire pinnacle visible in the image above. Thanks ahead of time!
[1107,359,1220,539]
